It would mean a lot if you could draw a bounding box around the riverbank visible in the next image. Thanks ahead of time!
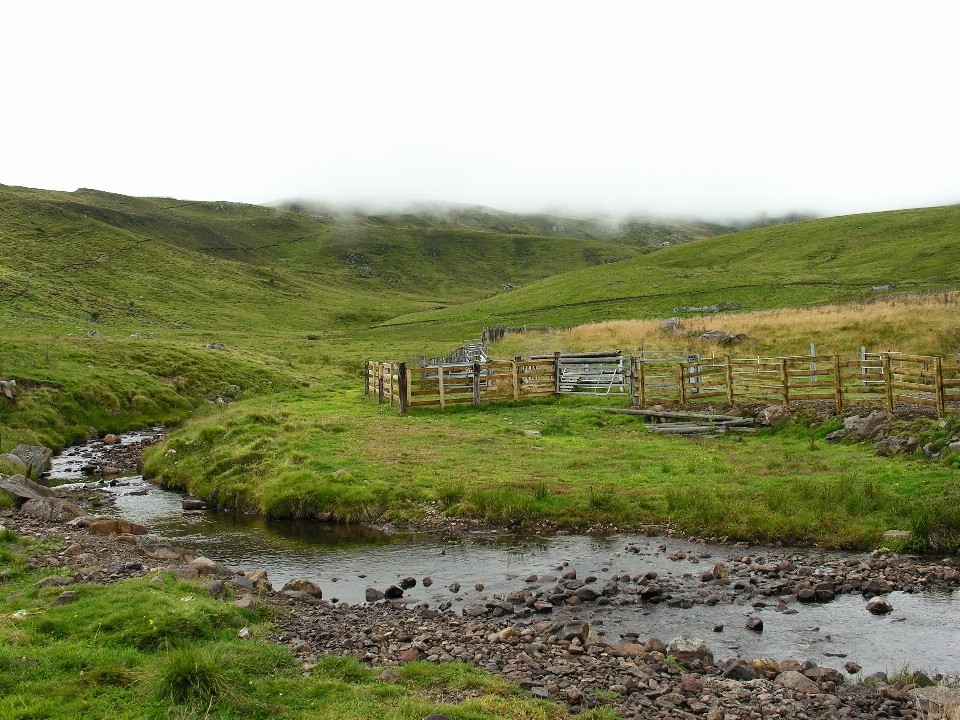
[2,507,959,719]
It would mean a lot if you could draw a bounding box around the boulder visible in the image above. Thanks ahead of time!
[10,445,52,477]
[574,586,600,602]
[550,620,589,643]
[487,627,519,643]
[775,670,819,693]
[1,475,54,503]
[21,497,82,522]
[667,635,713,666]
[383,585,404,599]
[645,637,668,655]
[399,577,417,590]
[745,616,764,632]
[712,561,729,580]
[102,434,120,445]
[661,317,682,331]
[825,428,855,442]
[35,575,73,588]
[749,658,780,678]
[87,518,148,536]
[0,453,27,471]
[281,578,322,598]
[804,666,844,685]
[51,591,78,607]
[857,410,892,438]
[862,578,893,596]
[245,569,271,591]
[204,580,228,600]
[909,686,960,720]
[365,587,385,602]
[722,660,759,680]
[188,556,234,578]
[759,405,791,426]
[233,596,256,610]
[0,379,17,400]
[182,496,206,510]
[462,604,489,617]
[844,661,862,674]
[866,596,893,614]
[699,330,733,344]
[137,537,197,563]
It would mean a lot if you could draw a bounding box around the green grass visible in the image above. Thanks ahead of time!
[0,530,613,720]
[143,390,960,550]
[380,204,960,335]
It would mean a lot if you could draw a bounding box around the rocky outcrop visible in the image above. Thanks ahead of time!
[9,445,52,478]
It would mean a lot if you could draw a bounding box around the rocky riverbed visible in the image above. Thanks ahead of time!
[3,505,959,720]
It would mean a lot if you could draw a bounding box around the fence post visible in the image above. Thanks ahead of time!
[883,354,894,412]
[398,362,408,414]
[833,355,843,414]
[678,364,686,405]
[725,356,734,404]
[377,365,384,404]
[511,360,519,401]
[554,352,561,398]
[779,358,789,407]
[628,355,637,407]
[473,362,481,408]
[364,361,370,396]
[437,366,445,410]
[388,364,395,406]
[638,360,646,407]
[935,356,945,418]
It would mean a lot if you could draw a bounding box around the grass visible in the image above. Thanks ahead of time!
[143,390,960,550]
[488,291,960,360]
[0,528,616,720]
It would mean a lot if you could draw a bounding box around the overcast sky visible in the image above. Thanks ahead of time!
[1,1,958,219]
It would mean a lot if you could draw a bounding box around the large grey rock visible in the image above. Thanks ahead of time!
[365,587,385,602]
[137,537,198,563]
[87,518,147,536]
[759,405,791,426]
[0,475,54,503]
[281,578,322,598]
[0,379,17,400]
[775,670,819,693]
[910,686,960,720]
[550,620,590,643]
[188,556,235,578]
[857,410,892,438]
[866,596,893,614]
[0,453,27,471]
[21,497,82,522]
[667,635,714,666]
[661,317,682,331]
[9,445,52,478]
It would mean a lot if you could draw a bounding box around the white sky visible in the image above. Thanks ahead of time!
[1,1,958,219]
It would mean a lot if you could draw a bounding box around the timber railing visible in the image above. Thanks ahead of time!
[366,352,960,418]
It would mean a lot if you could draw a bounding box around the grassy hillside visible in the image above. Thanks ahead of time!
[382,205,960,336]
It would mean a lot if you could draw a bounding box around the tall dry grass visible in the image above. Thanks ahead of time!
[494,291,960,360]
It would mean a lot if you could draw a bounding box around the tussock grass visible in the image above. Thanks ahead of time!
[494,291,960,359]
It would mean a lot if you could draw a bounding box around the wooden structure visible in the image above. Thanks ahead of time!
[366,351,960,418]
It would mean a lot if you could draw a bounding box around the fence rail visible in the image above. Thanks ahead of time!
[366,352,960,418]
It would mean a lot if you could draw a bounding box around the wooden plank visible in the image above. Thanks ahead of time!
[884,353,938,364]
[678,365,687,405]
[779,359,789,407]
[943,378,960,387]
[890,381,937,393]
[782,392,838,401]
[895,395,937,408]
[685,390,728,400]
[893,368,938,381]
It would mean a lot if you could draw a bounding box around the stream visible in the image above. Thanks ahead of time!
[47,431,960,678]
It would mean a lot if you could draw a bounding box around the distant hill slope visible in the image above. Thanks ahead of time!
[380,204,960,334]
[0,185,727,331]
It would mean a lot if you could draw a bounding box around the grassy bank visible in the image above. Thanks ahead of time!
[144,389,960,551]
[0,528,609,720]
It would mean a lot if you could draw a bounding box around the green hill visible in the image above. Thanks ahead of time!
[381,204,960,335]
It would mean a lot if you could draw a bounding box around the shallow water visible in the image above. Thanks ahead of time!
[48,437,960,677]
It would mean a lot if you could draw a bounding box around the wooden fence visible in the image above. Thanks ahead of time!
[366,352,960,418]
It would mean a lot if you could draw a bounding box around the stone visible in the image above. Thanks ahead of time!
[64,543,84,557]
[844,661,862,674]
[530,687,549,699]
[204,580,228,600]
[397,648,420,662]
[102,434,120,445]
[813,581,836,602]
[21,497,82,522]
[365,587,385,602]
[749,657,780,678]
[523,430,542,437]
[384,585,404,599]
[245,569,271,591]
[909,686,960,720]
[661,317,682,331]
[0,475,54,501]
[866,596,893,614]
[0,453,27,471]
[282,579,323,598]
[233,596,256,610]
[87,518,148,536]
[422,576,433,587]
[825,428,855,442]
[205,343,226,350]
[35,575,73,588]
[759,405,791,426]
[9,445,53,478]
[857,410,892,438]
[375,668,400,683]
[646,637,668,654]
[487,627,518,643]
[804,666,844,685]
[182,496,206,510]
[462,604,488,617]
[51,591,77,606]
[779,659,804,673]
[723,660,759,680]
[399,577,417,589]
[862,578,893,596]
[188,556,234,578]
[137,537,197,563]
[712,561,729,580]
[0,379,18,400]
[237,627,251,639]
[679,675,703,694]
[574,586,600,602]
[550,620,589,643]
[775,670,819,693]
[448,582,460,593]
[745,616,764,632]
[667,635,713,665]
[176,567,200,581]
[610,642,644,657]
